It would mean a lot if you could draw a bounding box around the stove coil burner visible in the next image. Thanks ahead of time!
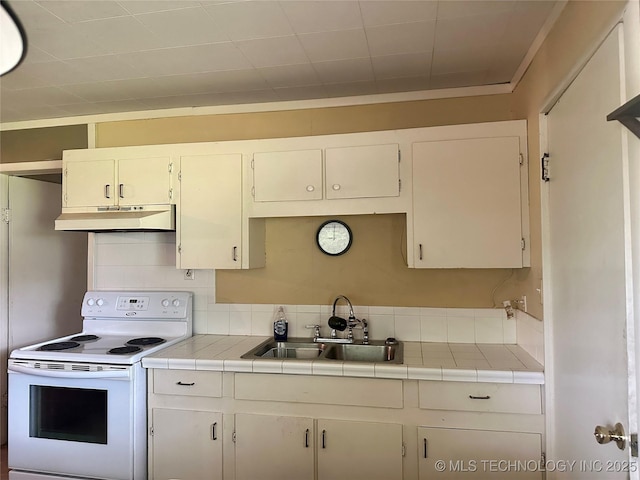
[70,334,100,342]
[38,341,81,351]
[126,337,166,347]
[108,346,142,355]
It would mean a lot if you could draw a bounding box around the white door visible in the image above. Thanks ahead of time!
[545,24,637,478]
[1,175,87,444]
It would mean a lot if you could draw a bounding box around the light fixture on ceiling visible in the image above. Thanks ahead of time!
[0,1,26,76]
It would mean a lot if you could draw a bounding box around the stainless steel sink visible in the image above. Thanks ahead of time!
[241,339,331,360]
[323,341,403,363]
[241,338,403,363]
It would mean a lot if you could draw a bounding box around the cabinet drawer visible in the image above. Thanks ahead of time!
[418,381,541,415]
[153,370,222,398]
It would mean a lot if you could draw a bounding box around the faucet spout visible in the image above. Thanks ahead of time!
[332,295,355,321]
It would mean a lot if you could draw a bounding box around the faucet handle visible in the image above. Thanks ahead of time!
[305,324,321,339]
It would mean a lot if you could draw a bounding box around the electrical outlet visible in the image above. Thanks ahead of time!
[184,269,195,280]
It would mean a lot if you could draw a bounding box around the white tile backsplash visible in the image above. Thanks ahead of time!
[92,232,534,348]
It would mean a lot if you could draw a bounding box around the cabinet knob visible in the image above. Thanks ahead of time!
[306,185,315,192]
[332,184,341,191]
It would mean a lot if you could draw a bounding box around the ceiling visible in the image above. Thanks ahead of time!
[0,0,560,125]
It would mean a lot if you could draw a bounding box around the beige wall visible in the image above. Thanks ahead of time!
[96,94,512,147]
[0,125,87,163]
[97,95,522,310]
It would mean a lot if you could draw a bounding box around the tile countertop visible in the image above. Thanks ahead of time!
[142,335,544,385]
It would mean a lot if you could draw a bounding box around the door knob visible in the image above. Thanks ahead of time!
[594,423,626,450]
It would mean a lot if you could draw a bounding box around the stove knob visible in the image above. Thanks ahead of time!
[172,299,180,307]
[162,299,170,307]
[87,298,95,306]
[96,298,104,307]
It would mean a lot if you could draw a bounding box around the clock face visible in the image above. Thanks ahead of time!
[316,220,352,256]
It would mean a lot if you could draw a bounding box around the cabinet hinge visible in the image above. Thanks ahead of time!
[541,452,546,464]
[541,153,550,182]
[149,426,154,436]
[398,179,401,193]
[398,149,401,162]
[64,168,68,177]
[178,171,182,182]
[178,244,182,254]
[1,208,10,224]
[232,431,236,443]
[168,188,173,200]
[168,162,173,173]
[402,443,406,457]
[521,238,526,251]
[251,186,255,198]
[631,433,638,457]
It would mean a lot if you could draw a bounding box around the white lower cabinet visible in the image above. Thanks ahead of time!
[417,427,542,480]
[317,419,403,480]
[150,408,223,480]
[234,414,403,480]
[234,414,315,480]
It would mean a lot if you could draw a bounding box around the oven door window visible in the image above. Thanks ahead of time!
[30,385,107,444]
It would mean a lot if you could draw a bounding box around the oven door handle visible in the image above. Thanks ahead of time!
[8,365,131,379]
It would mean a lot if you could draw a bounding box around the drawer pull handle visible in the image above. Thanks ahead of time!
[212,422,217,441]
[105,184,111,199]
[469,395,491,400]
[423,438,428,458]
[305,428,309,448]
[176,381,195,386]
[119,183,124,198]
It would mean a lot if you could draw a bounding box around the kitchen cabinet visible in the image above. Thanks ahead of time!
[235,413,315,480]
[234,413,403,480]
[251,143,399,203]
[252,149,323,202]
[63,155,172,208]
[412,135,526,268]
[417,427,542,479]
[324,143,400,200]
[177,154,242,269]
[150,408,223,480]
[317,418,403,480]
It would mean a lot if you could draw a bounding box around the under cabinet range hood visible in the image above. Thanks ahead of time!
[55,205,175,231]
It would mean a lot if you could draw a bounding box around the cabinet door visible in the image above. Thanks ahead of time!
[235,413,314,480]
[64,159,116,208]
[117,156,171,206]
[412,137,523,268]
[325,144,399,199]
[418,427,542,479]
[151,408,222,480]
[178,154,242,269]
[317,419,403,480]
[253,149,323,202]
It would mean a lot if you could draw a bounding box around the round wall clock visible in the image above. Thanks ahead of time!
[316,220,352,256]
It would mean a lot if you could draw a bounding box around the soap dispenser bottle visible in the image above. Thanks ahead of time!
[273,306,288,341]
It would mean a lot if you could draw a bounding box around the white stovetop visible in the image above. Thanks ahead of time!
[142,335,544,384]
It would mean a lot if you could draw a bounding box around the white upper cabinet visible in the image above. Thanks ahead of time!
[325,144,399,200]
[63,154,172,209]
[253,149,323,202]
[412,134,527,268]
[251,143,400,204]
[64,159,115,208]
[177,153,243,270]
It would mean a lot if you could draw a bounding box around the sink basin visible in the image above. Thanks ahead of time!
[241,339,331,360]
[242,338,403,363]
[323,341,403,364]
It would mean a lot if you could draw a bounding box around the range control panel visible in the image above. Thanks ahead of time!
[81,291,192,319]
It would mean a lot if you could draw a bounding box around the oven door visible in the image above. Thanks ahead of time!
[8,361,145,480]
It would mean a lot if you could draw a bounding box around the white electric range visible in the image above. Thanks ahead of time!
[7,291,193,480]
